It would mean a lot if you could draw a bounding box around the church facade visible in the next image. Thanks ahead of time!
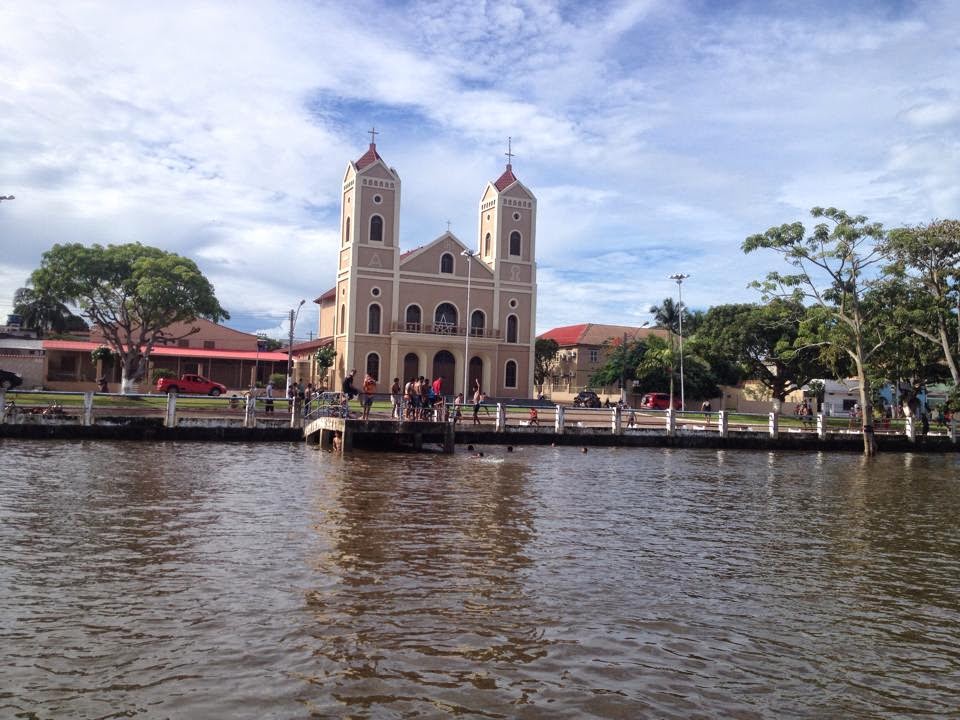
[319,138,537,398]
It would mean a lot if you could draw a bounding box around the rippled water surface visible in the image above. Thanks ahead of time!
[2,440,959,719]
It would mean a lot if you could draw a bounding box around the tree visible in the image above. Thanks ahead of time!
[743,207,886,455]
[12,286,87,336]
[29,243,228,393]
[881,219,960,385]
[691,301,830,408]
[649,297,683,334]
[314,344,337,388]
[534,338,560,389]
[589,336,646,389]
[633,335,719,403]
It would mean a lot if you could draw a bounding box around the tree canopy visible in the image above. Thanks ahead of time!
[30,242,228,392]
[534,338,560,387]
[743,207,886,454]
[691,301,830,405]
[12,286,88,336]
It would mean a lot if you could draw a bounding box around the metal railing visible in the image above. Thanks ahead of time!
[389,322,502,339]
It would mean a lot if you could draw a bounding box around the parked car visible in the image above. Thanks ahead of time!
[640,392,681,410]
[0,369,23,390]
[156,373,227,396]
[572,390,602,408]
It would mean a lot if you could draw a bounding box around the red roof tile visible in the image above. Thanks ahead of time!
[43,339,288,361]
[538,323,589,346]
[316,287,335,303]
[355,143,383,170]
[494,164,518,191]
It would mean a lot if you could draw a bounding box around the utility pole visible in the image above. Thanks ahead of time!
[287,300,306,395]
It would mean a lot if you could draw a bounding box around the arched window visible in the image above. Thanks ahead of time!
[339,304,345,335]
[506,314,518,343]
[405,305,422,332]
[484,233,491,256]
[344,217,351,246]
[369,215,383,242]
[403,352,419,381]
[367,303,381,334]
[505,360,518,388]
[366,352,380,382]
[440,253,454,273]
[434,303,458,334]
[470,310,485,337]
[509,230,521,256]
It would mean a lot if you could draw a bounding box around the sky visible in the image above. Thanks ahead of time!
[1,0,958,342]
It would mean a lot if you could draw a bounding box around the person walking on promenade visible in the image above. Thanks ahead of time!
[528,407,539,426]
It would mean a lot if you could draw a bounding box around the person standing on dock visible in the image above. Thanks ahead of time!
[361,373,377,421]
[472,380,483,425]
[390,378,402,419]
[342,369,357,414]
[265,380,275,413]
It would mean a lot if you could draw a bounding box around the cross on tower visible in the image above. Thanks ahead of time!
[446,220,451,232]
[368,127,378,145]
[505,136,514,166]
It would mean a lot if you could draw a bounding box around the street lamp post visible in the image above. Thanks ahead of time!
[287,299,306,395]
[461,249,475,395]
[669,273,690,411]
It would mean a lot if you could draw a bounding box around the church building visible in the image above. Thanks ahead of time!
[319,135,537,398]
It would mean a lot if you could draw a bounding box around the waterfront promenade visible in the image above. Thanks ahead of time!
[2,389,958,453]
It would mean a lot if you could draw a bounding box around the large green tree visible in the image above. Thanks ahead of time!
[743,207,886,455]
[881,219,960,385]
[691,300,830,408]
[30,243,229,393]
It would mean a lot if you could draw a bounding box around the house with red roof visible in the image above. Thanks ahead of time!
[40,317,289,392]
[537,323,671,402]
[314,135,537,397]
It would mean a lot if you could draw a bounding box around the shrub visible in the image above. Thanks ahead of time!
[152,368,177,383]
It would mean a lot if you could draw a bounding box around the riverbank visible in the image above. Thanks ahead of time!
[5,414,957,453]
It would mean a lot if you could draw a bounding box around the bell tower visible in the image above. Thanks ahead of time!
[476,137,538,395]
[334,129,402,385]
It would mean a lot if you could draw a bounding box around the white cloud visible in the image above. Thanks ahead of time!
[1,0,959,340]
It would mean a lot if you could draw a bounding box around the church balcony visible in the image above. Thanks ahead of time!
[389,322,502,340]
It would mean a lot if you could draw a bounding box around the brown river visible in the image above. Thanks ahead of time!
[1,440,959,719]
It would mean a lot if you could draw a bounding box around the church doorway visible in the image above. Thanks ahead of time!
[432,351,455,395]
[403,353,419,382]
[469,356,483,393]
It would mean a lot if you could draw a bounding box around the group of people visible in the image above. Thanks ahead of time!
[338,370,494,424]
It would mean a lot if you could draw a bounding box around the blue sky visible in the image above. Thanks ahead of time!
[1,0,958,340]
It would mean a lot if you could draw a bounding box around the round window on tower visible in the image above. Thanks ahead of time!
[371,287,381,297]
[513,211,521,221]
[509,298,518,308]
[373,194,382,204]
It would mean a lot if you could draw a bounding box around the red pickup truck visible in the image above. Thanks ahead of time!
[156,374,227,396]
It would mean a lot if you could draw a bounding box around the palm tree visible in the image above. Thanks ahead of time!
[12,286,85,336]
[649,297,684,334]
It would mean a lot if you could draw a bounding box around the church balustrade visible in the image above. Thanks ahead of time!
[389,322,502,339]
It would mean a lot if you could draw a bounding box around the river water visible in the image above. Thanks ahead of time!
[1,440,958,719]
